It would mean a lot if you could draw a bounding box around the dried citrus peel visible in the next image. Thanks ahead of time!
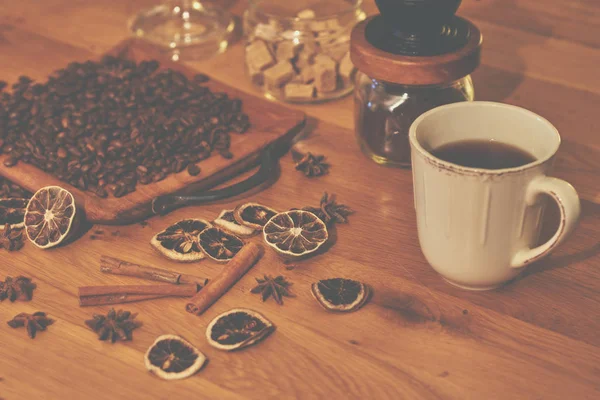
[233,202,278,230]
[150,219,211,262]
[311,278,371,312]
[144,334,207,380]
[213,209,257,237]
[206,308,275,351]
[24,186,77,249]
[263,210,328,258]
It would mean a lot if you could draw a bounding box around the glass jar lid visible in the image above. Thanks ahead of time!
[350,0,482,85]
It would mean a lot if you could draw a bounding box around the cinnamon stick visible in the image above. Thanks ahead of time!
[100,256,208,286]
[79,294,169,307]
[186,242,263,316]
[79,284,198,298]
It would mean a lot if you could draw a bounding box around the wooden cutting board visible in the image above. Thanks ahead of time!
[0,39,306,224]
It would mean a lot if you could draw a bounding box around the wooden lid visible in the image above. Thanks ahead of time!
[350,16,482,86]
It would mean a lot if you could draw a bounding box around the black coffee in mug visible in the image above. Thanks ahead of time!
[431,139,537,169]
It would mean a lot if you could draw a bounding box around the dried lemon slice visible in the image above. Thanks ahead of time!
[311,278,371,313]
[199,227,244,263]
[233,202,278,230]
[206,308,275,351]
[24,186,77,249]
[145,334,207,380]
[213,209,257,237]
[263,210,328,258]
[151,219,211,262]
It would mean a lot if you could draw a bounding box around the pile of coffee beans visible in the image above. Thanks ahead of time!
[0,177,31,199]
[0,56,250,198]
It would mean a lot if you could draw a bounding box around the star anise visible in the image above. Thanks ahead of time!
[251,275,295,305]
[302,192,354,225]
[85,308,141,343]
[0,224,24,251]
[295,152,330,177]
[7,312,54,339]
[0,276,36,302]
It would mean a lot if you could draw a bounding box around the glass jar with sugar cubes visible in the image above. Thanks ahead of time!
[243,0,366,103]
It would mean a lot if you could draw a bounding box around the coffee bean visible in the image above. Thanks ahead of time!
[194,74,210,83]
[173,159,188,173]
[152,172,167,182]
[18,76,32,85]
[117,116,129,128]
[113,184,126,198]
[0,176,31,199]
[56,147,67,158]
[187,164,201,176]
[0,59,250,198]
[78,177,88,190]
[3,156,17,167]
[220,150,234,159]
[230,99,242,113]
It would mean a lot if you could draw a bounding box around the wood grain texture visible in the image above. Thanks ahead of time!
[1,1,599,399]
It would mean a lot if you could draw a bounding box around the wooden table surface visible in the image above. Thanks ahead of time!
[1,1,599,399]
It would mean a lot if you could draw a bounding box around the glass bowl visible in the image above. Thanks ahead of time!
[129,1,235,62]
[243,0,365,103]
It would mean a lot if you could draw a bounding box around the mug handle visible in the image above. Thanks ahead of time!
[511,176,581,268]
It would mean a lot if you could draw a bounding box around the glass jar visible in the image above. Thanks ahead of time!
[243,0,366,103]
[354,72,474,167]
[129,1,235,62]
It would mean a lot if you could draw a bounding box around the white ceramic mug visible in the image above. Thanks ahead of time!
[409,102,580,290]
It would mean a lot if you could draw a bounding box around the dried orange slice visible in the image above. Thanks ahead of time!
[213,209,257,237]
[199,227,244,263]
[0,198,28,229]
[206,308,275,351]
[263,210,328,258]
[24,186,77,249]
[233,202,278,230]
[151,219,211,262]
[311,278,371,313]
[144,334,207,380]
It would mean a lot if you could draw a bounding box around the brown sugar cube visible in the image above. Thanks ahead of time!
[310,20,330,32]
[326,19,342,31]
[313,54,338,93]
[264,61,295,87]
[276,40,301,61]
[314,54,337,69]
[322,41,349,62]
[248,64,264,86]
[303,39,320,55]
[246,40,276,72]
[311,17,342,33]
[294,41,319,69]
[300,65,315,84]
[281,30,300,41]
[295,52,312,70]
[339,52,355,84]
[297,9,316,19]
[254,23,278,41]
[290,73,304,83]
[315,24,343,43]
[284,83,315,101]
